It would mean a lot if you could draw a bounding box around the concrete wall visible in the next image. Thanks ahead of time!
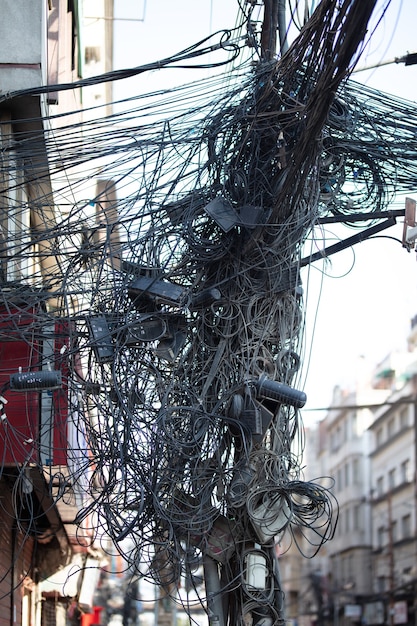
[0,0,44,92]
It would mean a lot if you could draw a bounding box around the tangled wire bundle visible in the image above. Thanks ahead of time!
[0,0,414,622]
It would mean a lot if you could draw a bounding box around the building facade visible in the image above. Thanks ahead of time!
[368,369,417,626]
[0,2,114,626]
[285,345,417,626]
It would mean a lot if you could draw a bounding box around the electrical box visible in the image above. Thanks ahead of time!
[250,495,292,543]
[128,275,184,307]
[87,316,114,362]
[245,551,268,589]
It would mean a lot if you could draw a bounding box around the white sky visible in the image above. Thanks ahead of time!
[300,0,417,418]
[112,0,417,421]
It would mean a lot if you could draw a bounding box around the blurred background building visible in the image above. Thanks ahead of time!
[281,317,417,626]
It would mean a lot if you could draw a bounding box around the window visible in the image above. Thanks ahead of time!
[377,525,385,548]
[376,476,384,497]
[330,428,339,452]
[391,520,398,543]
[337,468,342,491]
[351,411,358,437]
[0,113,31,283]
[376,427,383,447]
[345,507,350,532]
[401,459,411,484]
[352,458,360,484]
[388,468,396,490]
[344,462,350,487]
[399,406,409,429]
[401,514,411,538]
[343,418,348,442]
[347,555,354,580]
[85,46,101,64]
[387,417,396,438]
[402,567,412,582]
[353,504,361,531]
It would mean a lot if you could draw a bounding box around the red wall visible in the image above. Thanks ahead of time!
[0,308,40,465]
[0,308,69,466]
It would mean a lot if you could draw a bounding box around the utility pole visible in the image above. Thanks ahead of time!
[260,0,289,59]
[200,4,290,624]
[260,0,279,60]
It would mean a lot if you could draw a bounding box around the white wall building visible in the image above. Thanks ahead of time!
[368,368,417,621]
[285,343,417,626]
